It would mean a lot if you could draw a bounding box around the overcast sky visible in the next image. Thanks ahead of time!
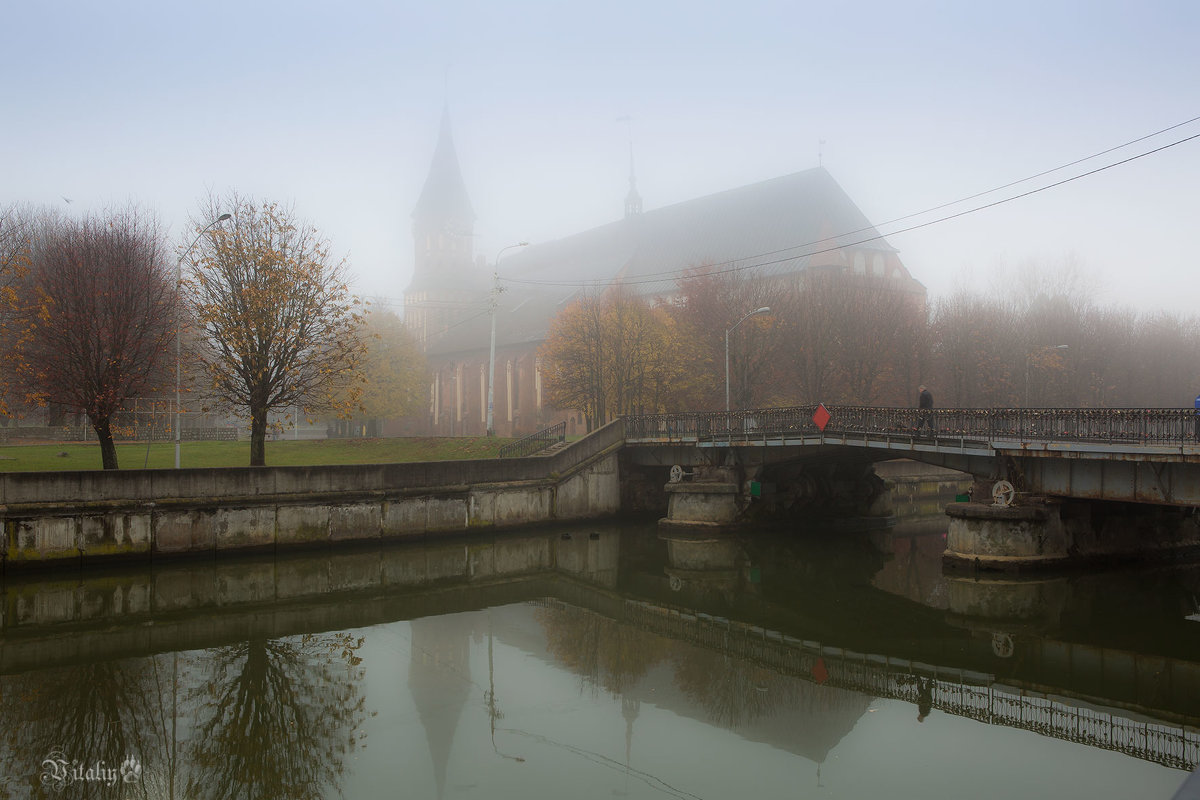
[3,1,1197,315]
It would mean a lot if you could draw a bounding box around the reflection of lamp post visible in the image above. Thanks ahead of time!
[486,242,528,437]
[725,307,770,412]
[176,214,230,468]
[1024,344,1068,408]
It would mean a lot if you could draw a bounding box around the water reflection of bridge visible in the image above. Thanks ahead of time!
[588,597,1200,771]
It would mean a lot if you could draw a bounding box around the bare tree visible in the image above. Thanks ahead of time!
[185,195,366,466]
[672,266,787,410]
[15,207,176,469]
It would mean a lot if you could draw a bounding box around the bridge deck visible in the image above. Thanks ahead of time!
[625,405,1200,461]
[623,405,1200,505]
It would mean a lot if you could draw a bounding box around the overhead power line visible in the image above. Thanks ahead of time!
[498,118,1200,289]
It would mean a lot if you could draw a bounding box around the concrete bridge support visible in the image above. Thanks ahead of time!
[945,498,1200,571]
[654,459,896,532]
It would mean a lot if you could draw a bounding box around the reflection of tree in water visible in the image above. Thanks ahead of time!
[536,605,666,695]
[0,657,162,799]
[185,632,367,800]
[670,646,781,728]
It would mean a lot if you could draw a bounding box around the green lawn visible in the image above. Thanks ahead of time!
[0,437,513,472]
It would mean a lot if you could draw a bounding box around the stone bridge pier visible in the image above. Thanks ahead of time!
[649,452,895,534]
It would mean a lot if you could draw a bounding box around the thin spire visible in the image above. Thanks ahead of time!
[413,105,475,224]
[625,141,643,218]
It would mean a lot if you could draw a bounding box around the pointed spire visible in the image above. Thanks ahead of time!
[413,105,475,225]
[624,142,643,218]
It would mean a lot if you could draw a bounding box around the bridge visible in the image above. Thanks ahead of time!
[618,405,1200,568]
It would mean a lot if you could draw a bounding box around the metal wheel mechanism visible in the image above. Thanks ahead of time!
[991,480,1016,508]
[991,633,1015,659]
[669,465,684,484]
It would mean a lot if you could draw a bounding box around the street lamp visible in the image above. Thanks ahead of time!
[175,213,231,468]
[487,242,529,437]
[726,307,770,412]
[1024,344,1068,408]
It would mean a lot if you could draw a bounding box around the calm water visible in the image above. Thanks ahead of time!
[1,517,1198,799]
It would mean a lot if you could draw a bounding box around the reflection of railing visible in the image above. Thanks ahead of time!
[499,421,567,458]
[625,406,1197,447]
[605,599,1200,771]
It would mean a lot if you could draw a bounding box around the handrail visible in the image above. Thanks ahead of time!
[498,420,567,458]
[624,406,1198,447]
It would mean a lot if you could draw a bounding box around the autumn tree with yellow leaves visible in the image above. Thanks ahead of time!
[184,196,366,466]
[540,288,696,430]
[0,205,32,414]
[328,308,426,437]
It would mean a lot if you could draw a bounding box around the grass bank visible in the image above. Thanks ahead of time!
[0,437,512,472]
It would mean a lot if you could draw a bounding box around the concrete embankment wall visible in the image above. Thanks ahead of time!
[2,420,626,569]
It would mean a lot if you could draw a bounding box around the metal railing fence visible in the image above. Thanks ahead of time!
[498,420,567,458]
[624,406,1197,446]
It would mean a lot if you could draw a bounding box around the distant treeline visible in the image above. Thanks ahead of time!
[540,267,1200,426]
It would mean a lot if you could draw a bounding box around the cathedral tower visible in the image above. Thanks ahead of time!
[405,107,481,348]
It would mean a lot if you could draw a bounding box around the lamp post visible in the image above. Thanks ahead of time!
[1024,344,1069,408]
[487,242,529,437]
[175,214,230,468]
[726,307,770,412]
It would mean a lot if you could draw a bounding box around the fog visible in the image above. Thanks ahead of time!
[2,1,1197,314]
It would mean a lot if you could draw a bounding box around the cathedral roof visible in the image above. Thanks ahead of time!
[412,107,475,225]
[500,167,897,288]
[423,167,917,358]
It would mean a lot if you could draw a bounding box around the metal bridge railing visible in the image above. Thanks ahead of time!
[498,420,567,458]
[624,406,1197,447]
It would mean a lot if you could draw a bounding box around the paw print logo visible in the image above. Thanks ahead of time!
[120,756,142,784]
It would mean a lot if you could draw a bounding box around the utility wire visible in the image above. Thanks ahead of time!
[499,122,1200,289]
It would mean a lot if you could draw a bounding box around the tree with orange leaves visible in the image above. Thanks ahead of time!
[184,195,366,466]
[15,207,176,469]
[541,288,696,430]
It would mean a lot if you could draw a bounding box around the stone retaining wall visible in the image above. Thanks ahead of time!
[2,421,627,569]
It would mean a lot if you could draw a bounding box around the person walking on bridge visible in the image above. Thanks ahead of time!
[916,385,935,436]
[1194,391,1199,442]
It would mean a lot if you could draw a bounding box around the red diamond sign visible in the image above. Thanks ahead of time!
[812,403,831,432]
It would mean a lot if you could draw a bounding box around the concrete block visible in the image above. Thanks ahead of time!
[382,498,427,537]
[277,505,330,544]
[493,488,550,526]
[468,492,496,527]
[215,507,276,551]
[330,504,381,542]
[556,475,587,517]
[8,518,79,562]
[155,510,215,554]
[80,513,152,559]
[426,496,468,532]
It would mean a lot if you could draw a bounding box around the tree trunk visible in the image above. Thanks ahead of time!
[92,416,119,470]
[250,407,268,466]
